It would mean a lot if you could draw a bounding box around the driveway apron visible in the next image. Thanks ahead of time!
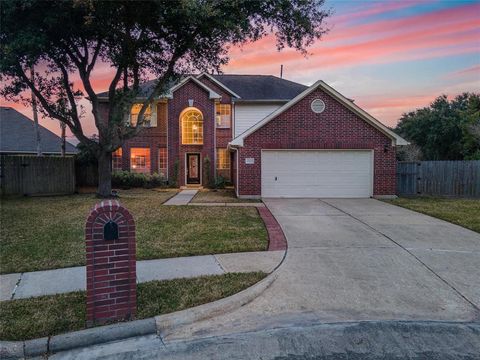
[164,198,480,341]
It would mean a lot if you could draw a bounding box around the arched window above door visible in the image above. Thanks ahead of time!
[181,107,203,145]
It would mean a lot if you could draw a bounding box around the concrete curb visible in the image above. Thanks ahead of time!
[155,265,281,338]
[188,202,265,207]
[0,252,286,359]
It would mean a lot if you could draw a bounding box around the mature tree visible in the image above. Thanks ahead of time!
[0,0,330,197]
[395,93,480,161]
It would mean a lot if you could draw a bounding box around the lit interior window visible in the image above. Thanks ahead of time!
[130,148,151,173]
[216,104,231,128]
[130,104,153,127]
[181,108,203,145]
[112,148,123,172]
[216,148,230,170]
[158,148,168,178]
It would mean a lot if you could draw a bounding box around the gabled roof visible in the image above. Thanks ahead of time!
[95,74,307,102]
[197,73,241,98]
[0,107,78,154]
[212,75,308,101]
[229,80,409,147]
[169,76,221,99]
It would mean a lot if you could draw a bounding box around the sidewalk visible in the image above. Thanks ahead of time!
[164,189,264,207]
[0,251,284,301]
[164,189,198,205]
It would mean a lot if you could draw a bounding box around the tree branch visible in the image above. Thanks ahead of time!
[15,63,95,148]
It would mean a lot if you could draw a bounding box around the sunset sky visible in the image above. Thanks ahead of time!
[1,0,479,144]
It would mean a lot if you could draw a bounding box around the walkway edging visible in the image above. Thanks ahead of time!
[258,206,288,251]
[0,252,286,359]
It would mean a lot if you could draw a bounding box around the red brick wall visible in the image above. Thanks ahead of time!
[85,200,136,326]
[169,80,215,186]
[199,76,234,181]
[237,88,396,196]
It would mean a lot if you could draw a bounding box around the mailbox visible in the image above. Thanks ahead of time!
[103,220,119,240]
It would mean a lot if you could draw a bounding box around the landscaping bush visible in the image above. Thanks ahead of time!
[112,171,167,189]
[170,159,179,188]
[214,175,226,189]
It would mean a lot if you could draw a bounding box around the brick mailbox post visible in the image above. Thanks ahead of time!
[85,200,136,326]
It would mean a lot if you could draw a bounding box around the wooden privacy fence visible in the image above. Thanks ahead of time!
[0,155,75,196]
[76,162,98,187]
[397,160,480,198]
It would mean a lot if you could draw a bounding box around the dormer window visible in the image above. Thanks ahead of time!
[215,104,231,129]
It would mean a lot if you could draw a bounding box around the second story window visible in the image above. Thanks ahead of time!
[216,104,231,129]
[181,108,203,145]
[130,103,156,127]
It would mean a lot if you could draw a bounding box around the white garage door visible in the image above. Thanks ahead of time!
[261,150,373,198]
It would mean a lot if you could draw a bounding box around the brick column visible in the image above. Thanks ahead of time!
[85,200,136,326]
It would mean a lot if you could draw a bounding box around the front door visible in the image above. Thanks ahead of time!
[186,153,200,184]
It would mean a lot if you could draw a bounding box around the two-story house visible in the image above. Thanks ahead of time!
[98,74,407,199]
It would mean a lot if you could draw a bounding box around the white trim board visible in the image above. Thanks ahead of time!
[170,76,221,100]
[197,73,241,99]
[229,80,408,147]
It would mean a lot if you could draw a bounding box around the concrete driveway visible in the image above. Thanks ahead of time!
[165,198,479,341]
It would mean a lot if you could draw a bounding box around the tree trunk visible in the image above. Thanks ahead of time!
[60,122,66,157]
[97,151,112,198]
[30,67,42,156]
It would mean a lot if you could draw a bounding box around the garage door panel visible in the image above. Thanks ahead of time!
[261,150,373,198]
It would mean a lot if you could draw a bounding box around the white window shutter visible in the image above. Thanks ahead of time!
[150,103,157,127]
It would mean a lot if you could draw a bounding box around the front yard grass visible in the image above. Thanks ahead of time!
[191,188,261,203]
[385,197,480,233]
[0,272,266,341]
[0,189,268,274]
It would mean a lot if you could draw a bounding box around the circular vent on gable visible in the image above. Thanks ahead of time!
[311,99,325,114]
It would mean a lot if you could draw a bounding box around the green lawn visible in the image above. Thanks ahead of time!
[0,189,268,274]
[0,272,266,341]
[386,197,480,233]
[191,189,261,203]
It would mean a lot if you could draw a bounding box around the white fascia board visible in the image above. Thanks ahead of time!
[229,80,408,147]
[169,76,221,99]
[197,73,241,99]
[317,81,409,146]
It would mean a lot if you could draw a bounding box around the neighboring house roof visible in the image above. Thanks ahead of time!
[96,74,307,102]
[229,80,409,147]
[0,107,78,154]
[211,74,308,101]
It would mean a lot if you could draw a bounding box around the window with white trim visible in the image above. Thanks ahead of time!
[130,103,157,127]
[181,108,203,145]
[112,148,122,171]
[158,148,168,179]
[130,147,151,173]
[216,148,230,170]
[215,104,231,128]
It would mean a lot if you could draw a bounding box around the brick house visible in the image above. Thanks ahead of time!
[99,74,407,198]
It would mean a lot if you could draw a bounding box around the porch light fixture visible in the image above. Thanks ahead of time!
[188,99,194,107]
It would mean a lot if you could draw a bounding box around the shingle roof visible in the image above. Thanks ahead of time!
[96,78,178,99]
[0,107,78,154]
[96,74,307,101]
[212,75,308,101]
